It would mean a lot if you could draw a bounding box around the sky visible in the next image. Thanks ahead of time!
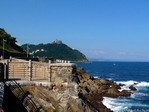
[0,0,149,61]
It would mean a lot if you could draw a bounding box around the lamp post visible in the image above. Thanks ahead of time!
[3,39,6,59]
[27,44,29,58]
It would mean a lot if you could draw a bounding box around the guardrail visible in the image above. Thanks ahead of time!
[6,81,44,112]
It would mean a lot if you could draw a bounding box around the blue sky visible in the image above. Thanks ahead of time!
[1,0,149,61]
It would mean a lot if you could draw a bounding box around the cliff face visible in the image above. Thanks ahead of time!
[22,83,95,112]
[18,68,133,112]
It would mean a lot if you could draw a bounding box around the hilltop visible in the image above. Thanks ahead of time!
[0,28,25,58]
[21,40,88,62]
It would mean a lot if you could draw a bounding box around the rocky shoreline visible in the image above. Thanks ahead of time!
[20,67,137,112]
[75,68,137,112]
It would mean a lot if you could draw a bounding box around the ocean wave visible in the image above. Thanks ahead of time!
[136,82,149,87]
[94,76,99,79]
[103,96,149,112]
[102,97,129,112]
[116,80,149,87]
[116,80,138,91]
[103,80,149,112]
[116,80,138,86]
[108,78,113,80]
[116,80,149,93]
[131,92,149,98]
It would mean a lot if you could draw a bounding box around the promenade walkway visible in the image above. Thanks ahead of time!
[0,83,4,110]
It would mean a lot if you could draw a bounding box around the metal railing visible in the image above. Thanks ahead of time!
[6,80,44,112]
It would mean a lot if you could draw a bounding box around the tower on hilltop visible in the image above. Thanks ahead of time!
[52,40,62,44]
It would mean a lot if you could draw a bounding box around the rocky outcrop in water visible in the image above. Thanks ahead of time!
[129,85,137,91]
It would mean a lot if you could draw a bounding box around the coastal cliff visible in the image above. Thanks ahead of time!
[19,68,134,112]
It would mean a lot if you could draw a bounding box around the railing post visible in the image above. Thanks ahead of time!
[29,60,32,81]
[48,60,51,82]
[4,60,9,81]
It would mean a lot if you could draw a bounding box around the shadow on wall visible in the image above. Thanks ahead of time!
[2,84,28,112]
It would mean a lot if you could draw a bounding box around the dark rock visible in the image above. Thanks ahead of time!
[112,83,121,89]
[99,79,113,85]
[129,85,137,91]
[119,83,125,87]
[120,90,131,97]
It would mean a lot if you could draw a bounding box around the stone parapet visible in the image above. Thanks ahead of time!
[50,63,75,67]
[0,58,76,83]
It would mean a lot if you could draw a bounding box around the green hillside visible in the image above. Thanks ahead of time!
[21,40,88,61]
[0,28,25,58]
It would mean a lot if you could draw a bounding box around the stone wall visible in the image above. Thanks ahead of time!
[50,63,76,83]
[0,58,76,83]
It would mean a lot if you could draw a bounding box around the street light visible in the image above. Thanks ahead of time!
[27,44,29,58]
[3,39,6,59]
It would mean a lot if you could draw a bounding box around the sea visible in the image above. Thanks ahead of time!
[77,62,149,112]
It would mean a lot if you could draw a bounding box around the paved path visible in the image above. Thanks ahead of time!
[0,83,4,109]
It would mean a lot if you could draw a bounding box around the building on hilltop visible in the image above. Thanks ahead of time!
[52,40,62,44]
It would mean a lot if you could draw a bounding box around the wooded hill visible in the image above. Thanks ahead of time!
[0,28,25,58]
[21,40,88,62]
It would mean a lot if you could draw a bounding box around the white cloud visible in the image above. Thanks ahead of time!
[94,50,105,55]
[81,49,107,59]
[118,52,127,55]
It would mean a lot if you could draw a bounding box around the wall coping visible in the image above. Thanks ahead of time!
[50,63,76,67]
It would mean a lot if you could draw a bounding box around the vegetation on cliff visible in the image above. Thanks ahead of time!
[21,40,88,61]
[0,28,24,54]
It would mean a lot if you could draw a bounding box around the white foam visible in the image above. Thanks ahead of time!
[117,80,149,87]
[102,97,129,112]
[117,80,138,86]
[94,76,99,79]
[108,78,113,80]
[131,92,149,98]
[116,80,137,91]
[136,82,149,87]
[116,80,149,92]
[103,80,149,112]
[102,96,148,112]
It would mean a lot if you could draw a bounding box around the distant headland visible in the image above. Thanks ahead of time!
[21,40,88,62]
[0,28,88,62]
